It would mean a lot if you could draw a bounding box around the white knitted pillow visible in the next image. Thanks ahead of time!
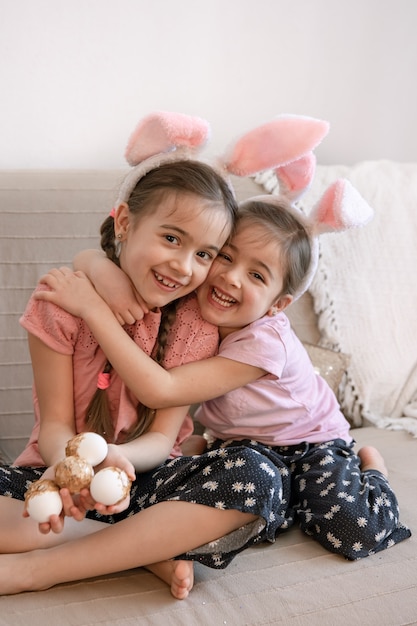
[299,161,417,432]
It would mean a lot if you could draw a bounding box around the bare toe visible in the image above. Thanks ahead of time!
[145,559,194,600]
[171,560,194,600]
[358,446,388,477]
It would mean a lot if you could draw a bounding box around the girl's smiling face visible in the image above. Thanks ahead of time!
[115,191,231,310]
[197,220,293,339]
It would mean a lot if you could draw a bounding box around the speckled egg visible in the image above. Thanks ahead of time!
[65,432,108,466]
[25,479,63,523]
[90,467,131,506]
[55,455,94,493]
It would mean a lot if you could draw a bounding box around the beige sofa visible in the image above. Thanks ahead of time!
[0,168,416,625]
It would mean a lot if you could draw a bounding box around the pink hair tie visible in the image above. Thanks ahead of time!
[109,207,116,218]
[97,372,111,390]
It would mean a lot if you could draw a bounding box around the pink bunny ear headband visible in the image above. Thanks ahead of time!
[112,111,373,301]
[217,114,374,300]
[113,111,212,208]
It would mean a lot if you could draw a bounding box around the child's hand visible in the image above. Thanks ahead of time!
[74,249,149,324]
[60,487,93,519]
[98,444,136,481]
[32,512,65,535]
[96,279,149,325]
[79,445,136,516]
[23,464,91,534]
[35,267,103,318]
[29,488,93,534]
[80,489,131,516]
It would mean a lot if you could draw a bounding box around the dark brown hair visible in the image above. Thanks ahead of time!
[85,160,238,441]
[238,198,311,297]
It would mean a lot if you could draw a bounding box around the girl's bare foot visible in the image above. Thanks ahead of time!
[358,446,388,477]
[181,434,207,456]
[146,559,194,599]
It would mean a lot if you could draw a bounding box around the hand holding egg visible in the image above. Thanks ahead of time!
[60,433,131,506]
[25,479,63,523]
[90,466,131,506]
[25,432,132,523]
[55,455,94,493]
[54,432,109,494]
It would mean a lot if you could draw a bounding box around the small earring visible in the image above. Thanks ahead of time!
[115,234,123,258]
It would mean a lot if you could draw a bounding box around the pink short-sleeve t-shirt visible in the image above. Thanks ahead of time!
[195,313,352,446]
[17,290,218,466]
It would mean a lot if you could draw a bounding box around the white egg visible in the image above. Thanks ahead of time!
[90,467,131,506]
[25,479,62,523]
[65,432,108,466]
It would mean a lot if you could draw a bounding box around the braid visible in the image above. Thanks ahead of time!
[125,300,179,442]
[153,300,178,365]
[86,298,179,442]
[100,216,119,264]
[85,361,114,442]
[82,217,120,440]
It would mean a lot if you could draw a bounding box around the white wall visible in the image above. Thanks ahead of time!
[2,0,417,168]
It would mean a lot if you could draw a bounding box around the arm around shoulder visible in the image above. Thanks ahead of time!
[136,355,267,409]
[73,249,148,324]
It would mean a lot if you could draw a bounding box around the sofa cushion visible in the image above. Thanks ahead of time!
[303,343,350,396]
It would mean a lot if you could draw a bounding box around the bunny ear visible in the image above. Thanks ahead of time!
[115,111,211,205]
[125,111,210,166]
[274,152,317,202]
[310,178,374,235]
[222,115,329,177]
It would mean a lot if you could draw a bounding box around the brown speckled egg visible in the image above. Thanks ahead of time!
[65,432,108,466]
[90,467,131,506]
[25,479,63,523]
[55,455,94,493]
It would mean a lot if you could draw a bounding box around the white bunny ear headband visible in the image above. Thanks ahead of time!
[217,114,374,300]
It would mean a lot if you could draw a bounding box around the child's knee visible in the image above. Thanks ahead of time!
[298,500,401,559]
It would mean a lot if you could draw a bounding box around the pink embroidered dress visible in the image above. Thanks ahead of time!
[16,291,218,466]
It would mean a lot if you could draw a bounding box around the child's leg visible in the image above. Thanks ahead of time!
[0,496,193,600]
[293,441,411,559]
[0,501,257,596]
[0,495,102,552]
